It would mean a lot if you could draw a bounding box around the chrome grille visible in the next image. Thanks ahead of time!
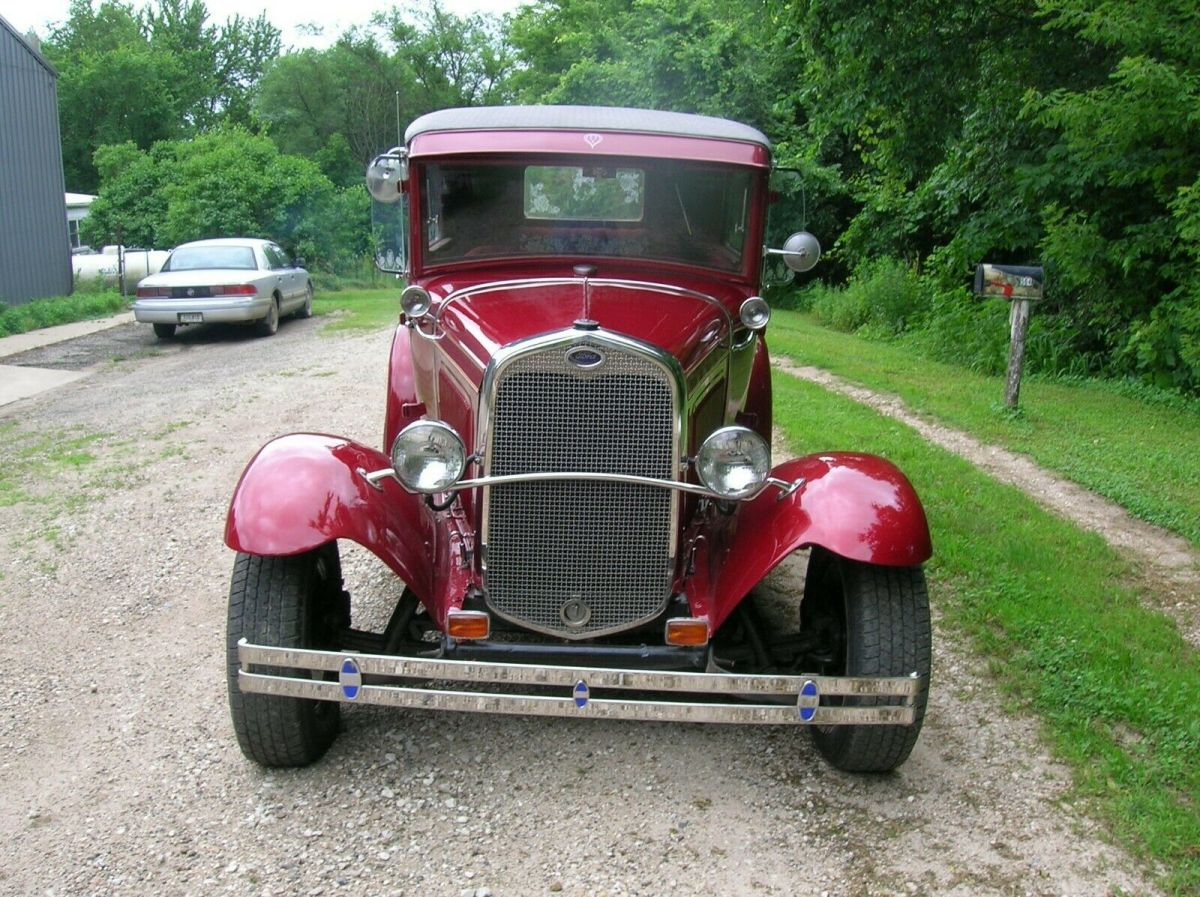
[484,341,676,638]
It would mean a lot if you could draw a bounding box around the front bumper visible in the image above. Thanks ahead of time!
[133,296,271,324]
[237,640,925,725]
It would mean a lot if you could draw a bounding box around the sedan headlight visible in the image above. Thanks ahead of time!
[390,421,466,493]
[695,426,770,499]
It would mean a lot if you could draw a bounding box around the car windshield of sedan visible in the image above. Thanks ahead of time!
[420,160,753,272]
[163,246,258,271]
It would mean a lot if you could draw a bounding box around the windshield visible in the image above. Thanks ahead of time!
[420,160,753,272]
[164,246,258,271]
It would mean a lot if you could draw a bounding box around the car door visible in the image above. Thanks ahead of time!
[265,244,298,310]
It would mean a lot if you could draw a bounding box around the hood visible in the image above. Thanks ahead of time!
[429,274,741,377]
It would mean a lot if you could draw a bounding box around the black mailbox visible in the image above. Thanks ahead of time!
[974,264,1044,301]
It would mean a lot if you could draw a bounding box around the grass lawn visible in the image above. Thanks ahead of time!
[769,311,1200,547]
[312,286,401,333]
[773,373,1200,895]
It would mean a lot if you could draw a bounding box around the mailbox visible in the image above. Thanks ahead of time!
[974,264,1044,301]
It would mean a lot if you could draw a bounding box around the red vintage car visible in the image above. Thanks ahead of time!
[224,106,932,773]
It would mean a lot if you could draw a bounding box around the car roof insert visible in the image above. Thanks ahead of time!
[406,105,770,150]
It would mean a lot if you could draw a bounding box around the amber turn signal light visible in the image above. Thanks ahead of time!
[665,617,709,646]
[446,610,490,640]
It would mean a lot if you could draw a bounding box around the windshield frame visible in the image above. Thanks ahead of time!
[409,154,766,281]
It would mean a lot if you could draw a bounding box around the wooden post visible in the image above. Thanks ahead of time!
[974,264,1043,410]
[1005,297,1030,408]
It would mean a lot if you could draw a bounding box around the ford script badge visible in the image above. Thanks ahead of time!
[566,346,604,369]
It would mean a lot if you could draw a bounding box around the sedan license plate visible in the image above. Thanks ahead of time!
[179,312,204,324]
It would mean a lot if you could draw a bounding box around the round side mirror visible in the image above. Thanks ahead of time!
[366,151,408,203]
[781,231,821,273]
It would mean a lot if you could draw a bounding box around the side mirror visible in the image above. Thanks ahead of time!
[765,231,821,273]
[368,147,410,276]
[366,149,408,203]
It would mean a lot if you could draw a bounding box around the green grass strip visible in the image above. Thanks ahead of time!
[774,373,1199,894]
[312,287,401,333]
[769,311,1200,547]
[0,289,128,337]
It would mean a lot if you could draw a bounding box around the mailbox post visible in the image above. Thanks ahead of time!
[974,264,1045,409]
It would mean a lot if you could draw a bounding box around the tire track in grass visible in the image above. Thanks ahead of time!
[774,359,1200,649]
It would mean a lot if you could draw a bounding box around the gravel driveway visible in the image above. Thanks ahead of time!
[0,318,1157,896]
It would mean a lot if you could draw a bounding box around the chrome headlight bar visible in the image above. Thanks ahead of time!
[360,423,803,502]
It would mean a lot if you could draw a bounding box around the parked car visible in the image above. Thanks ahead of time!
[133,237,311,339]
[224,106,933,773]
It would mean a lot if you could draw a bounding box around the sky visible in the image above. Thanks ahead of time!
[1,0,527,50]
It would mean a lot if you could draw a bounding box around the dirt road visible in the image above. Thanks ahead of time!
[0,318,1155,896]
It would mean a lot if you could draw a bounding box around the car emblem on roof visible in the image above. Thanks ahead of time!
[584,133,603,148]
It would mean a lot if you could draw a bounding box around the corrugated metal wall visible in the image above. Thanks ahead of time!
[0,17,72,306]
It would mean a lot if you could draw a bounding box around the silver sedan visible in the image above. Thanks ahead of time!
[133,238,313,339]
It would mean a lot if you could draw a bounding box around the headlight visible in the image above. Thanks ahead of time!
[739,296,771,330]
[390,421,466,493]
[695,426,770,499]
[400,285,432,318]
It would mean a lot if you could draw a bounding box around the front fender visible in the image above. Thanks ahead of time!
[224,433,434,601]
[690,452,931,631]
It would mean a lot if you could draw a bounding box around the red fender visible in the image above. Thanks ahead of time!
[225,434,435,602]
[384,324,422,454]
[688,452,932,632]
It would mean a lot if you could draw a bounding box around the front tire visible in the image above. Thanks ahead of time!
[801,548,931,772]
[226,544,348,767]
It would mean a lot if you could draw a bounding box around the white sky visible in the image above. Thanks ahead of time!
[1,0,527,51]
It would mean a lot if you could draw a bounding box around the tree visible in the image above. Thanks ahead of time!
[381,0,514,108]
[41,0,281,191]
[254,33,416,186]
[82,130,358,269]
[255,2,514,188]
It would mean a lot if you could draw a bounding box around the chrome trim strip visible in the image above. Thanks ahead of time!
[359,466,803,503]
[237,641,923,726]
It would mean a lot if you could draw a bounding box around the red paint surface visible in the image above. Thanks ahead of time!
[687,453,932,632]
[432,277,737,376]
[383,324,417,453]
[225,434,437,603]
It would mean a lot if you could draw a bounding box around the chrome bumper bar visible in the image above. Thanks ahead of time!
[237,640,924,726]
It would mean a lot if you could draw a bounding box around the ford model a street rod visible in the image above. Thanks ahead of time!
[225,106,933,773]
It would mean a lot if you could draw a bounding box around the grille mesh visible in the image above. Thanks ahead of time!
[485,344,675,637]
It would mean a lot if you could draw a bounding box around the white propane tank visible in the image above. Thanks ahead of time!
[72,246,169,291]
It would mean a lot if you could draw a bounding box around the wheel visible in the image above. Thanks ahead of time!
[801,547,931,772]
[153,323,176,339]
[226,543,349,767]
[255,298,279,336]
[296,283,313,319]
